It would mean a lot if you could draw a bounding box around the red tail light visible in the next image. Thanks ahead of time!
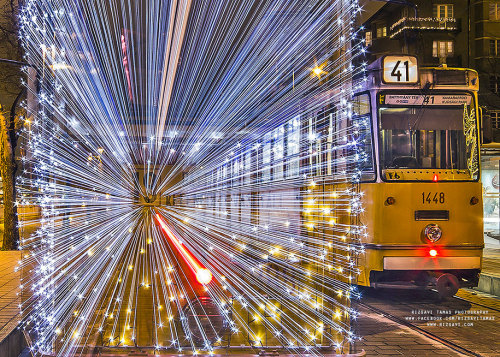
[429,249,438,257]
[155,213,213,285]
[432,174,439,182]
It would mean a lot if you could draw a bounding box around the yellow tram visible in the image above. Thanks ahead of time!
[177,55,484,304]
[161,54,484,350]
[354,55,483,297]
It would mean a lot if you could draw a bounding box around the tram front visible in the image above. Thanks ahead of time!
[357,55,483,297]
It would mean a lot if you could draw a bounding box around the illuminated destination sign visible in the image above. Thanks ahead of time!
[382,55,418,84]
[380,94,472,106]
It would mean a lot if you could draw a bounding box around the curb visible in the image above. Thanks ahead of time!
[476,273,500,296]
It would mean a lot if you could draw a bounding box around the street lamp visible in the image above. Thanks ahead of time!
[312,66,324,78]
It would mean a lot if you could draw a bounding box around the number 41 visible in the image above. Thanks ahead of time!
[391,60,410,82]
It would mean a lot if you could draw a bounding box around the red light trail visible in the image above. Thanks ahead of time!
[155,213,213,285]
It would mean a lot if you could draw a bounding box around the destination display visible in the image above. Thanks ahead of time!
[380,94,472,106]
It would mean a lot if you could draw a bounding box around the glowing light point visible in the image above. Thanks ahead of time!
[429,249,438,257]
[312,66,324,77]
[196,268,213,285]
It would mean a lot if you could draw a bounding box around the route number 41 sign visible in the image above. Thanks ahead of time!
[382,55,418,84]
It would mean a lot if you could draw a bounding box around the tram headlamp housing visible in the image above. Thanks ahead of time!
[423,224,442,243]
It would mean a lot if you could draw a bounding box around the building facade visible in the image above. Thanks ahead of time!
[359,1,500,136]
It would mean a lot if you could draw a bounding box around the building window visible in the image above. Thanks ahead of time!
[490,76,500,93]
[491,111,500,129]
[432,40,454,57]
[365,31,372,46]
[490,2,500,20]
[490,39,500,56]
[433,4,454,18]
[376,25,387,38]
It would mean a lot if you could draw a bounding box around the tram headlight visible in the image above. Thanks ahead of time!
[423,224,442,243]
[470,196,479,205]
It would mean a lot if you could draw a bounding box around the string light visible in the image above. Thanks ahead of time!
[17,0,365,355]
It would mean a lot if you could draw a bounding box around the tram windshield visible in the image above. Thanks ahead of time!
[378,93,479,180]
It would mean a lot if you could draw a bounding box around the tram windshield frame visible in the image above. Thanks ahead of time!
[377,91,480,182]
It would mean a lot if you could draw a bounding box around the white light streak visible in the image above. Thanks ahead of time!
[17,0,367,355]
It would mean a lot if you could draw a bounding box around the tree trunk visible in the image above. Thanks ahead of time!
[0,111,18,250]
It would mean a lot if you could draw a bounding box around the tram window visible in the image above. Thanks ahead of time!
[378,99,479,180]
[286,116,300,178]
[263,133,271,182]
[255,142,262,183]
[245,151,251,184]
[273,127,284,180]
[315,108,331,176]
[352,94,375,181]
[307,117,318,176]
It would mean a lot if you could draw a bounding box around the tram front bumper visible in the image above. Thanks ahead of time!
[383,256,481,270]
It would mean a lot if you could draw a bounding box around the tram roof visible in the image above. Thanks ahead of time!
[362,56,479,92]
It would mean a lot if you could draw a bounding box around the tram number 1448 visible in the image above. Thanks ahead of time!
[422,192,445,204]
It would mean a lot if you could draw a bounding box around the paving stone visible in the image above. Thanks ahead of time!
[0,252,21,345]
[360,341,387,345]
[373,349,403,355]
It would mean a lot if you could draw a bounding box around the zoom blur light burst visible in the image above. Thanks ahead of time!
[16,0,367,355]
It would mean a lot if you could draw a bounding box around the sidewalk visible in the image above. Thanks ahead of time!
[0,251,25,357]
